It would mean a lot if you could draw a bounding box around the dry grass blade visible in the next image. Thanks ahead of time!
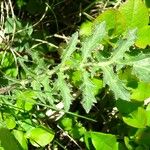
[0,84,16,94]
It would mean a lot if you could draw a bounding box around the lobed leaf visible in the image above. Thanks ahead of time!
[111,29,137,62]
[81,21,106,62]
[81,71,97,113]
[102,66,130,101]
[57,72,73,111]
[41,76,55,105]
[61,32,78,63]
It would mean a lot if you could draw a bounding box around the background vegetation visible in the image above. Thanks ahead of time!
[0,0,150,149]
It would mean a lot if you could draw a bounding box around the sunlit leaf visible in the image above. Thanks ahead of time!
[111,29,137,62]
[102,66,130,101]
[61,32,78,63]
[81,21,106,62]
[91,77,103,95]
[95,9,126,35]
[85,132,118,150]
[80,21,92,37]
[81,71,97,113]
[132,58,150,82]
[57,72,73,111]
[135,26,150,48]
[59,117,73,131]
[119,0,149,29]
[123,107,147,128]
[41,76,55,105]
[26,127,54,147]
[12,130,28,150]
[146,104,150,127]
[15,90,36,111]
[5,116,16,130]
[131,82,150,101]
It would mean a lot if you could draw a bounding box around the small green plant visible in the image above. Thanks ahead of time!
[0,0,150,149]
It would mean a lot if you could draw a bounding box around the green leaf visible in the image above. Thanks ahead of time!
[4,18,22,34]
[18,119,33,132]
[81,21,106,62]
[57,72,73,111]
[146,104,150,126]
[132,58,150,82]
[91,78,103,95]
[135,128,150,146]
[41,76,55,105]
[84,132,92,150]
[116,99,139,114]
[145,0,150,8]
[5,68,18,77]
[102,66,130,101]
[118,67,138,88]
[131,82,150,101]
[61,32,78,63]
[31,79,46,103]
[0,128,22,150]
[135,26,150,48]
[94,9,126,36]
[81,71,97,113]
[12,130,28,150]
[25,24,33,36]
[0,52,14,68]
[71,70,82,86]
[0,113,16,129]
[16,0,26,8]
[16,90,36,111]
[80,21,92,37]
[111,29,137,62]
[26,127,54,147]
[119,0,149,29]
[4,18,16,34]
[123,107,147,128]
[71,123,86,139]
[59,117,73,131]
[5,116,16,130]
[85,132,118,150]
[124,136,133,150]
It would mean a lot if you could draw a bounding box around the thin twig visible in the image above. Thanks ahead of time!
[57,125,82,150]
[54,34,69,43]
[114,0,122,8]
[32,38,58,48]
[0,1,4,29]
[8,0,16,43]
